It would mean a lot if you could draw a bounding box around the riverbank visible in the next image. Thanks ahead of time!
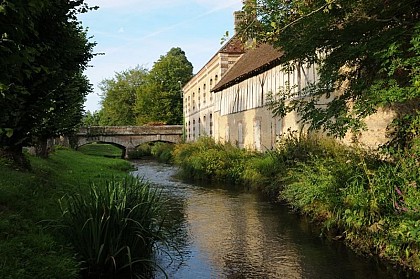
[172,135,420,274]
[0,146,133,278]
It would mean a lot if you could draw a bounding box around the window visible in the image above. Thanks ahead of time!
[198,88,200,108]
[209,113,213,136]
[238,122,243,147]
[193,119,196,140]
[253,119,261,151]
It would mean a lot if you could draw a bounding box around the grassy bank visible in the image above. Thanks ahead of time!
[172,136,420,273]
[0,146,163,278]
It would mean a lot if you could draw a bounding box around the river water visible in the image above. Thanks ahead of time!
[131,161,413,279]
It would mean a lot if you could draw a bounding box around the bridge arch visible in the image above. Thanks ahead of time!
[77,141,127,158]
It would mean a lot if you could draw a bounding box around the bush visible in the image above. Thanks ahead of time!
[127,144,152,160]
[151,142,174,163]
[58,177,166,278]
[173,137,248,183]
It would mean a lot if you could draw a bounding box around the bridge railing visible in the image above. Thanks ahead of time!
[77,125,183,136]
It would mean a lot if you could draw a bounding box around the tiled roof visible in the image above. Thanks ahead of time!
[212,44,284,92]
[219,36,245,53]
[186,36,245,85]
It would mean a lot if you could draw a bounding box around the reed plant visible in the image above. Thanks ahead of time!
[58,176,166,278]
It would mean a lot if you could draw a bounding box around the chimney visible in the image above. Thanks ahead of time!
[233,10,244,34]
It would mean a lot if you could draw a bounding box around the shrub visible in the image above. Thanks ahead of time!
[58,177,166,278]
[150,142,174,163]
[173,137,248,183]
[127,144,152,160]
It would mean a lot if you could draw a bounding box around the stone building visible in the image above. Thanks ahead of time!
[182,35,244,142]
[211,44,317,151]
[183,9,392,151]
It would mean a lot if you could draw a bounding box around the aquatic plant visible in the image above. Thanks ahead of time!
[58,177,166,278]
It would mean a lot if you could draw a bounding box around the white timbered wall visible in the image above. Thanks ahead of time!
[218,62,317,116]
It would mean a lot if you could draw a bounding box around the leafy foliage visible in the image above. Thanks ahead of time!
[135,47,193,125]
[0,0,96,162]
[96,47,193,126]
[0,148,133,278]
[240,0,420,148]
[99,66,148,126]
[173,137,251,183]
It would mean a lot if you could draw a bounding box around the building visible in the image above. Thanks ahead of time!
[183,9,392,151]
[211,44,317,151]
[182,35,244,142]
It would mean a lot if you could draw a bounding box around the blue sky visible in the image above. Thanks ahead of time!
[78,0,243,112]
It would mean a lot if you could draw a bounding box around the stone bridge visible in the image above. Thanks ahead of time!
[75,125,183,158]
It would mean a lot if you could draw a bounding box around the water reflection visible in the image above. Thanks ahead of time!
[131,161,414,279]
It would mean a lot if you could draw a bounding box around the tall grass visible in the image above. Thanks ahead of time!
[58,177,167,279]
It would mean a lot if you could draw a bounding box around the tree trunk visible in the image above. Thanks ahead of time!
[0,145,31,170]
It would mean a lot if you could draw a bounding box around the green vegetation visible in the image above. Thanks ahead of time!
[78,142,124,158]
[90,47,193,126]
[0,147,168,278]
[59,177,165,278]
[240,0,420,150]
[173,137,251,183]
[172,135,420,272]
[128,142,175,164]
[0,1,96,164]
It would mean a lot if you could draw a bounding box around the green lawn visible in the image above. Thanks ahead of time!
[0,147,133,278]
[78,142,124,158]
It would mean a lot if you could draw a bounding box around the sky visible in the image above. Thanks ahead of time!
[77,0,243,112]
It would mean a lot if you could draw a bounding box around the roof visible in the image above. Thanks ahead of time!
[211,43,284,92]
[182,35,245,91]
[219,36,245,54]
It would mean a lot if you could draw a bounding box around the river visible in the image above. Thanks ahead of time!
[131,161,413,279]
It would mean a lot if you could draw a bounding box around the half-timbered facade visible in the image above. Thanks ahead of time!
[211,44,318,151]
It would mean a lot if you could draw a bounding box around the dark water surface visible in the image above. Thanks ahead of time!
[131,161,415,279]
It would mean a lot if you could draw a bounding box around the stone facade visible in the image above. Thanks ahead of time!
[182,36,244,141]
[183,11,393,151]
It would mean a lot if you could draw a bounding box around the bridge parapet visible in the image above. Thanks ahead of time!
[77,125,183,136]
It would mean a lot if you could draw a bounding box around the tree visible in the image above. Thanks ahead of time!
[99,66,148,126]
[240,0,420,150]
[135,47,193,125]
[82,110,102,126]
[0,0,96,165]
